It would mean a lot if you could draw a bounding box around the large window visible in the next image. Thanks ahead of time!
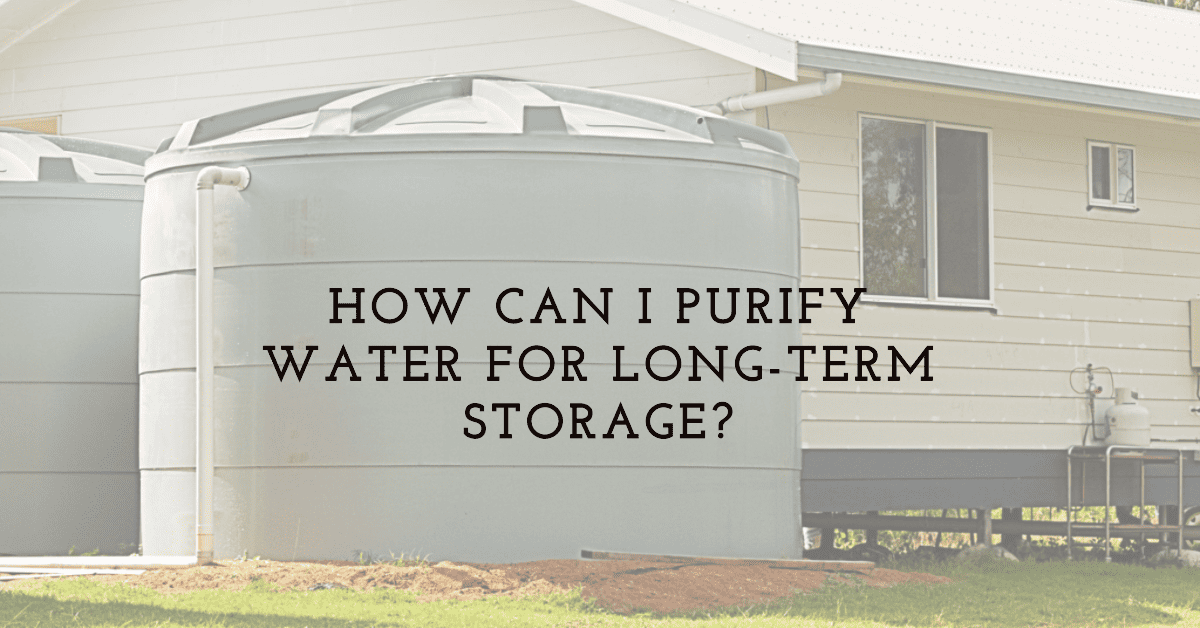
[859,115,992,305]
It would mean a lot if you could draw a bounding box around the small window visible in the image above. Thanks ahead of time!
[1088,141,1135,211]
[860,115,992,306]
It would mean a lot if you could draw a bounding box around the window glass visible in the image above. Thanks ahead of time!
[1117,147,1134,204]
[936,128,990,300]
[1091,144,1110,201]
[861,118,926,298]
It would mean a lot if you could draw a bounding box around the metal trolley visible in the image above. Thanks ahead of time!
[1066,445,1185,561]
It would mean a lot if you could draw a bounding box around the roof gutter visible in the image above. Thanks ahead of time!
[796,44,1200,122]
[701,72,843,115]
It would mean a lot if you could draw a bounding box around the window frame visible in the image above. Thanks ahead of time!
[1086,140,1137,212]
[857,113,995,310]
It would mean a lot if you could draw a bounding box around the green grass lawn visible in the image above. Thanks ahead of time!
[5,558,1200,627]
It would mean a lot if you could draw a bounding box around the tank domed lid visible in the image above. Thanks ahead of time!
[0,128,150,185]
[158,75,795,162]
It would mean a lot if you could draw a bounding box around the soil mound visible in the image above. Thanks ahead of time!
[481,559,949,613]
[88,560,563,602]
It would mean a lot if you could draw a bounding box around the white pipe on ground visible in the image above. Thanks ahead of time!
[195,166,250,565]
[702,72,843,115]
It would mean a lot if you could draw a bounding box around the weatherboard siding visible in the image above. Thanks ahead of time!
[767,75,1200,451]
[0,0,753,148]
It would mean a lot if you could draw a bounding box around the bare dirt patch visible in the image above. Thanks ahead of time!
[477,559,949,614]
[2,558,950,614]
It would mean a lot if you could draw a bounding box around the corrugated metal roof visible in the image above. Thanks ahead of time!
[678,0,1200,100]
[578,0,1200,118]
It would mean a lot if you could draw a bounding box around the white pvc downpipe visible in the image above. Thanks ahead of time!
[195,166,250,565]
[702,72,843,114]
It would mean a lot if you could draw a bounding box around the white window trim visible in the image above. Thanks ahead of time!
[857,113,995,309]
[1086,140,1137,212]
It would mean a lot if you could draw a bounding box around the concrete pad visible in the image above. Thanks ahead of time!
[0,556,195,569]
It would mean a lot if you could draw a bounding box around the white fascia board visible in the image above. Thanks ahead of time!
[799,44,1200,122]
[573,0,798,81]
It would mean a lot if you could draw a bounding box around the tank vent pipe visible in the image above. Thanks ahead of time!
[701,72,843,115]
[195,166,250,565]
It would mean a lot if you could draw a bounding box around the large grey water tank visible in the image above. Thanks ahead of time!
[0,129,149,555]
[140,76,801,562]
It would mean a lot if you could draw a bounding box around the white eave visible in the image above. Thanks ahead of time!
[576,0,1200,120]
[0,0,82,57]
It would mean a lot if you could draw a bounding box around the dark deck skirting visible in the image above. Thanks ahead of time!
[800,449,1200,512]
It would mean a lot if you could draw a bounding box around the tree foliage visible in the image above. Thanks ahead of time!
[1136,0,1200,11]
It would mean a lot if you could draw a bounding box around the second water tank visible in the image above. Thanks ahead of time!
[1,129,148,555]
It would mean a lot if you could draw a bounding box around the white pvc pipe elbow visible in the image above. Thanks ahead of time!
[703,72,843,115]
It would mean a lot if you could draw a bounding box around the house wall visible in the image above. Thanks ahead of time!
[8,0,1200,515]
[768,74,1200,510]
[0,0,753,148]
